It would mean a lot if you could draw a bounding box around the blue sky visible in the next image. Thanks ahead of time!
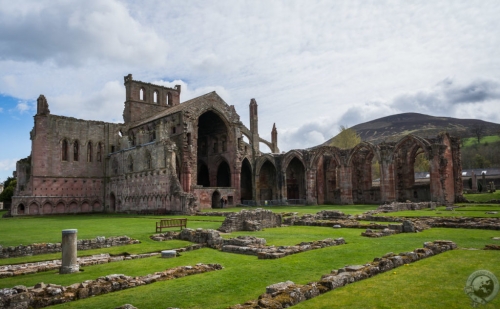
[1,0,500,182]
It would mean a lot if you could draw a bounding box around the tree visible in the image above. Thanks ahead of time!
[330,125,361,149]
[0,177,16,208]
[473,154,491,168]
[471,124,486,144]
[414,152,430,172]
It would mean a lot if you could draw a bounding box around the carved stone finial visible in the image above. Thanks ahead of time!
[37,95,50,115]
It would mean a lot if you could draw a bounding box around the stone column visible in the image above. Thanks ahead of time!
[60,229,79,274]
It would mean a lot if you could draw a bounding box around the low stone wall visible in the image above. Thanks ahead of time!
[222,237,346,259]
[0,236,140,259]
[228,240,457,309]
[372,202,437,214]
[218,209,282,233]
[151,229,345,259]
[0,253,159,279]
[287,211,500,231]
[361,220,430,237]
[193,211,233,217]
[0,263,223,309]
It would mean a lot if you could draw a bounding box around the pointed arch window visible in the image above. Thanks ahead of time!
[153,91,158,103]
[73,140,79,161]
[140,88,145,101]
[87,142,93,162]
[130,131,136,146]
[62,139,68,161]
[97,142,102,162]
[166,92,172,106]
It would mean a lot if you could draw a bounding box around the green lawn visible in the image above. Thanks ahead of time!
[462,135,500,148]
[0,210,499,308]
[464,190,500,203]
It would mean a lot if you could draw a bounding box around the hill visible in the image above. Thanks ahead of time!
[324,113,500,145]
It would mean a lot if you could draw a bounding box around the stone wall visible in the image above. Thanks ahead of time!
[228,240,457,309]
[0,253,159,279]
[152,229,345,259]
[0,263,222,309]
[0,236,139,259]
[374,201,437,213]
[218,209,282,233]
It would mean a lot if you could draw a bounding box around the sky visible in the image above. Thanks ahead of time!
[1,0,500,182]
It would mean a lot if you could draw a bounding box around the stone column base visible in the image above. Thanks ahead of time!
[60,265,80,274]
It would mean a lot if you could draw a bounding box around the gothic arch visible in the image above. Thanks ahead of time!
[255,154,277,176]
[42,201,53,215]
[347,141,379,166]
[281,150,306,172]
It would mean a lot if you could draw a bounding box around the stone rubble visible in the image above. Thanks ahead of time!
[151,228,345,259]
[0,236,140,259]
[218,209,282,233]
[228,240,457,309]
[0,263,223,309]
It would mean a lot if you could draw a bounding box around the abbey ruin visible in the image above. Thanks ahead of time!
[11,75,463,216]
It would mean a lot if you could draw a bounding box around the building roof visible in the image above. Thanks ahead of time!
[130,91,224,128]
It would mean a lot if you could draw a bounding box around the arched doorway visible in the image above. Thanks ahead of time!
[197,161,210,187]
[17,203,25,215]
[240,158,253,201]
[212,191,221,209]
[258,160,276,201]
[197,110,229,187]
[217,161,231,187]
[286,157,305,201]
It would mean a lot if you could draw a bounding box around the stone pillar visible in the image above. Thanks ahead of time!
[339,164,353,205]
[471,172,477,192]
[60,229,79,274]
[305,168,317,205]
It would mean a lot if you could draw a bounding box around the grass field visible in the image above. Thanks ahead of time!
[0,206,499,308]
[462,135,500,148]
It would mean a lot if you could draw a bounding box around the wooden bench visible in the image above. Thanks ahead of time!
[156,218,187,233]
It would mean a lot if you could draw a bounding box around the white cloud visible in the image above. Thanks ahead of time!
[151,79,232,103]
[0,159,17,172]
[0,0,168,67]
[15,101,32,114]
[48,80,124,122]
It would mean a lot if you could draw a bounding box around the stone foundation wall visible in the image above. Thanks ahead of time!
[373,201,437,213]
[218,209,282,233]
[0,263,222,309]
[0,236,140,259]
[151,229,345,259]
[228,240,457,309]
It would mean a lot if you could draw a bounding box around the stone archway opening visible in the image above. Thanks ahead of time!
[350,145,376,203]
[394,138,431,202]
[197,111,229,187]
[316,154,340,205]
[17,203,25,215]
[217,161,231,187]
[258,161,276,202]
[212,191,221,209]
[286,157,305,202]
[240,158,253,201]
[197,162,210,187]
